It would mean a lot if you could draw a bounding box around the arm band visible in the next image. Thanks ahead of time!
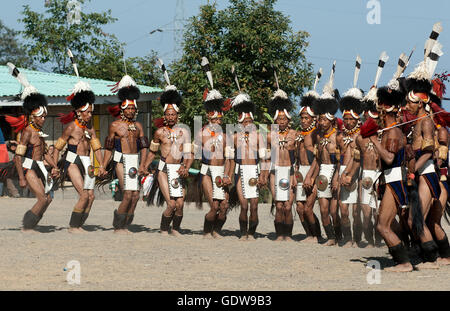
[139,136,150,149]
[16,144,27,156]
[104,137,114,151]
[438,145,448,161]
[55,137,67,151]
[90,138,102,152]
[183,143,192,154]
[192,143,200,154]
[421,138,434,152]
[150,140,160,152]
[353,149,360,161]
[225,146,235,159]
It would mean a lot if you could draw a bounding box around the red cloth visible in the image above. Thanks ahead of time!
[0,144,9,164]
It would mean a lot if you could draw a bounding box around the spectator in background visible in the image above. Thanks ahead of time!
[0,128,20,198]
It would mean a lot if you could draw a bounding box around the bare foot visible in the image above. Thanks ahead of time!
[212,231,222,239]
[239,235,248,241]
[247,235,256,241]
[437,257,450,266]
[284,236,294,242]
[203,233,214,239]
[68,227,83,234]
[325,239,336,246]
[77,227,88,233]
[341,241,353,248]
[351,242,359,248]
[366,243,375,249]
[384,263,413,272]
[416,261,440,270]
[160,230,169,236]
[170,230,181,237]
[124,229,133,235]
[275,236,284,242]
[302,236,315,243]
[114,229,129,235]
[21,228,38,234]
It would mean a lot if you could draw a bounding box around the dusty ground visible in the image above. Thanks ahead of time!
[0,189,449,291]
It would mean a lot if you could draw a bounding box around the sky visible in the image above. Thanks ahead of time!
[1,0,449,110]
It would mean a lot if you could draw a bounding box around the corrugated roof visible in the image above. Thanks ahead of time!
[0,65,162,98]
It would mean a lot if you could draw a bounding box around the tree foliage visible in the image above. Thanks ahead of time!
[169,0,313,128]
[19,0,162,87]
[0,20,32,68]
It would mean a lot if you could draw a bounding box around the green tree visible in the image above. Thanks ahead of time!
[19,0,163,87]
[169,0,313,128]
[0,20,32,67]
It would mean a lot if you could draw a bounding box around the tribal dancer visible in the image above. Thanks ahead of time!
[228,74,268,241]
[6,63,60,232]
[54,50,105,233]
[103,74,149,234]
[196,57,232,238]
[338,55,365,247]
[295,69,322,243]
[404,33,450,267]
[145,59,193,236]
[267,81,297,241]
[307,62,340,246]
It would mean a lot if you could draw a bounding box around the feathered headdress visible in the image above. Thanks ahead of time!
[201,57,224,119]
[268,70,293,120]
[231,65,255,122]
[361,51,389,117]
[108,74,141,118]
[158,58,182,113]
[313,61,338,121]
[339,55,363,119]
[59,49,96,124]
[300,68,322,117]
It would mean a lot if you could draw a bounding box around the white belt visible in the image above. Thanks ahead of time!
[66,151,78,163]
[113,151,123,163]
[418,159,435,175]
[383,166,403,183]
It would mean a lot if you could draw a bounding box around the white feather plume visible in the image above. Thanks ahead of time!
[118,75,137,89]
[393,53,408,79]
[164,85,177,92]
[158,58,171,86]
[206,89,223,101]
[232,93,251,107]
[313,68,322,91]
[387,78,400,91]
[304,90,320,99]
[408,61,431,81]
[426,41,443,78]
[353,55,361,88]
[201,57,214,89]
[374,51,389,87]
[7,62,39,100]
[363,87,378,103]
[272,89,288,100]
[67,49,79,78]
[71,80,92,95]
[322,61,336,96]
[343,87,363,99]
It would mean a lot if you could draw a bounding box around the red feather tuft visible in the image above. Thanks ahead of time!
[432,78,445,99]
[108,105,121,118]
[360,118,379,138]
[203,88,209,101]
[108,82,120,93]
[222,98,232,112]
[5,115,27,133]
[153,117,165,128]
[430,102,450,127]
[66,93,75,102]
[336,118,343,131]
[57,111,75,125]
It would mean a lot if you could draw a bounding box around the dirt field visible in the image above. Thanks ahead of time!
[0,190,449,291]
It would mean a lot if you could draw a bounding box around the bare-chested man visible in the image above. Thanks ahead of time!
[344,94,382,248]
[196,62,231,238]
[295,87,322,243]
[103,75,149,234]
[404,67,447,268]
[306,65,340,246]
[6,63,59,232]
[54,80,105,233]
[228,92,268,241]
[266,89,296,241]
[144,82,193,236]
[338,87,364,247]
[369,85,413,272]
